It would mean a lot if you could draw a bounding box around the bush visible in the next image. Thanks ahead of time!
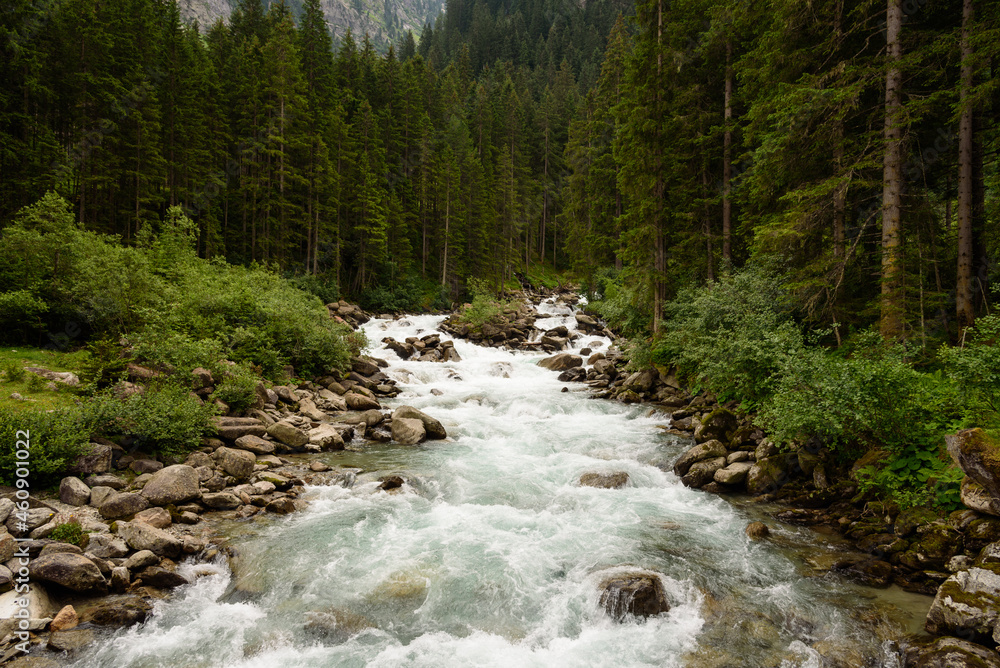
[2,360,25,382]
[585,269,652,339]
[79,338,129,391]
[454,278,516,329]
[941,313,1000,427]
[49,520,87,546]
[86,384,216,456]
[0,406,91,487]
[211,362,259,413]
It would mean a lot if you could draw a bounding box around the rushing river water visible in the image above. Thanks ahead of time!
[69,299,932,667]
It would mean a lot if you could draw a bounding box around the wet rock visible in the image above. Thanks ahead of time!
[124,550,159,571]
[597,570,671,621]
[99,492,150,520]
[47,628,94,653]
[538,353,582,371]
[746,454,796,496]
[714,462,753,486]
[29,552,106,592]
[831,556,893,588]
[392,405,447,439]
[579,472,629,489]
[746,522,770,540]
[50,604,79,633]
[391,417,425,445]
[116,520,181,558]
[673,440,727,477]
[694,408,739,444]
[141,465,201,506]
[303,607,374,642]
[266,498,296,515]
[308,424,345,450]
[83,595,152,627]
[903,636,1000,668]
[378,475,405,491]
[136,566,190,589]
[213,446,256,481]
[59,477,91,506]
[682,457,727,488]
[345,392,381,411]
[926,563,1000,640]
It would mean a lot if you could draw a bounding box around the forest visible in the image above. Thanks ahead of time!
[1,0,999,502]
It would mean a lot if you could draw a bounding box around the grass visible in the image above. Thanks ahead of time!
[0,346,87,412]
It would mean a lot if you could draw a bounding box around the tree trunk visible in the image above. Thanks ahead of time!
[956,0,975,332]
[722,38,733,265]
[880,0,905,340]
[832,0,846,260]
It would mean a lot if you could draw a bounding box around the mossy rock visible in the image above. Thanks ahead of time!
[894,506,941,538]
[926,563,1000,640]
[948,428,1000,499]
[695,408,739,444]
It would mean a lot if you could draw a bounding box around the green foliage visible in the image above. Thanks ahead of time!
[856,448,964,511]
[2,360,24,383]
[941,313,1000,427]
[79,338,129,391]
[582,269,652,339]
[86,384,216,456]
[0,406,91,487]
[211,363,260,413]
[49,520,87,546]
[289,273,340,305]
[132,329,225,379]
[455,278,514,329]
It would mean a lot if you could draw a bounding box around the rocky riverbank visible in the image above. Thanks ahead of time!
[0,307,455,665]
[511,291,1000,666]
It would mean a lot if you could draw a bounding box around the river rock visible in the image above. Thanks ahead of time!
[682,457,726,488]
[579,472,629,489]
[141,465,201,506]
[673,440,727,477]
[694,408,739,444]
[948,428,1000,503]
[89,486,117,508]
[130,459,163,475]
[961,478,1000,517]
[202,492,242,510]
[746,454,796,495]
[266,498,296,514]
[714,462,753,486]
[0,583,55,620]
[84,595,152,627]
[830,556,893,588]
[392,406,447,439]
[69,443,113,475]
[267,421,309,448]
[59,477,91,506]
[50,604,79,633]
[538,354,582,371]
[47,628,94,653]
[99,492,150,520]
[214,446,256,481]
[598,570,671,621]
[622,368,657,393]
[391,417,425,445]
[136,566,189,589]
[233,435,275,455]
[124,550,159,571]
[746,522,770,540]
[29,552,106,592]
[110,566,130,593]
[303,607,375,642]
[0,533,14,562]
[85,474,126,490]
[86,534,128,559]
[134,507,172,529]
[116,520,181,558]
[903,636,1000,668]
[345,392,381,411]
[6,507,54,537]
[308,424,345,450]
[926,564,1000,640]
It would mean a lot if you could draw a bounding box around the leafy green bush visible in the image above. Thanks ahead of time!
[131,328,225,379]
[941,313,1000,427]
[455,278,513,329]
[86,384,216,456]
[0,406,91,487]
[2,360,25,382]
[585,269,652,339]
[79,338,129,391]
[211,362,259,413]
[289,272,340,305]
[49,520,87,546]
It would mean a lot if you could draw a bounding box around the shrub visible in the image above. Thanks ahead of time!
[79,338,129,391]
[941,313,1000,427]
[455,278,515,329]
[211,363,259,413]
[3,360,25,382]
[0,406,91,487]
[87,384,216,456]
[49,520,87,546]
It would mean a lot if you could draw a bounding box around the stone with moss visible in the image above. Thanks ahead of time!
[694,408,738,444]
[926,563,1000,641]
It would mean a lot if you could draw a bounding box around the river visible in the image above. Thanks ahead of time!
[69,298,931,667]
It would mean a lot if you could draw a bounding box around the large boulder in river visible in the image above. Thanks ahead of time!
[141,465,201,506]
[597,570,671,621]
[949,429,1000,514]
[579,472,629,489]
[538,354,582,372]
[345,392,381,411]
[673,440,727,477]
[391,418,425,445]
[267,421,309,448]
[903,636,1000,668]
[392,406,447,440]
[681,457,726,488]
[925,563,1000,641]
[29,552,106,593]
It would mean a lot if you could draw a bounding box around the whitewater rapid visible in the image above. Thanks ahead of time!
[68,299,926,667]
